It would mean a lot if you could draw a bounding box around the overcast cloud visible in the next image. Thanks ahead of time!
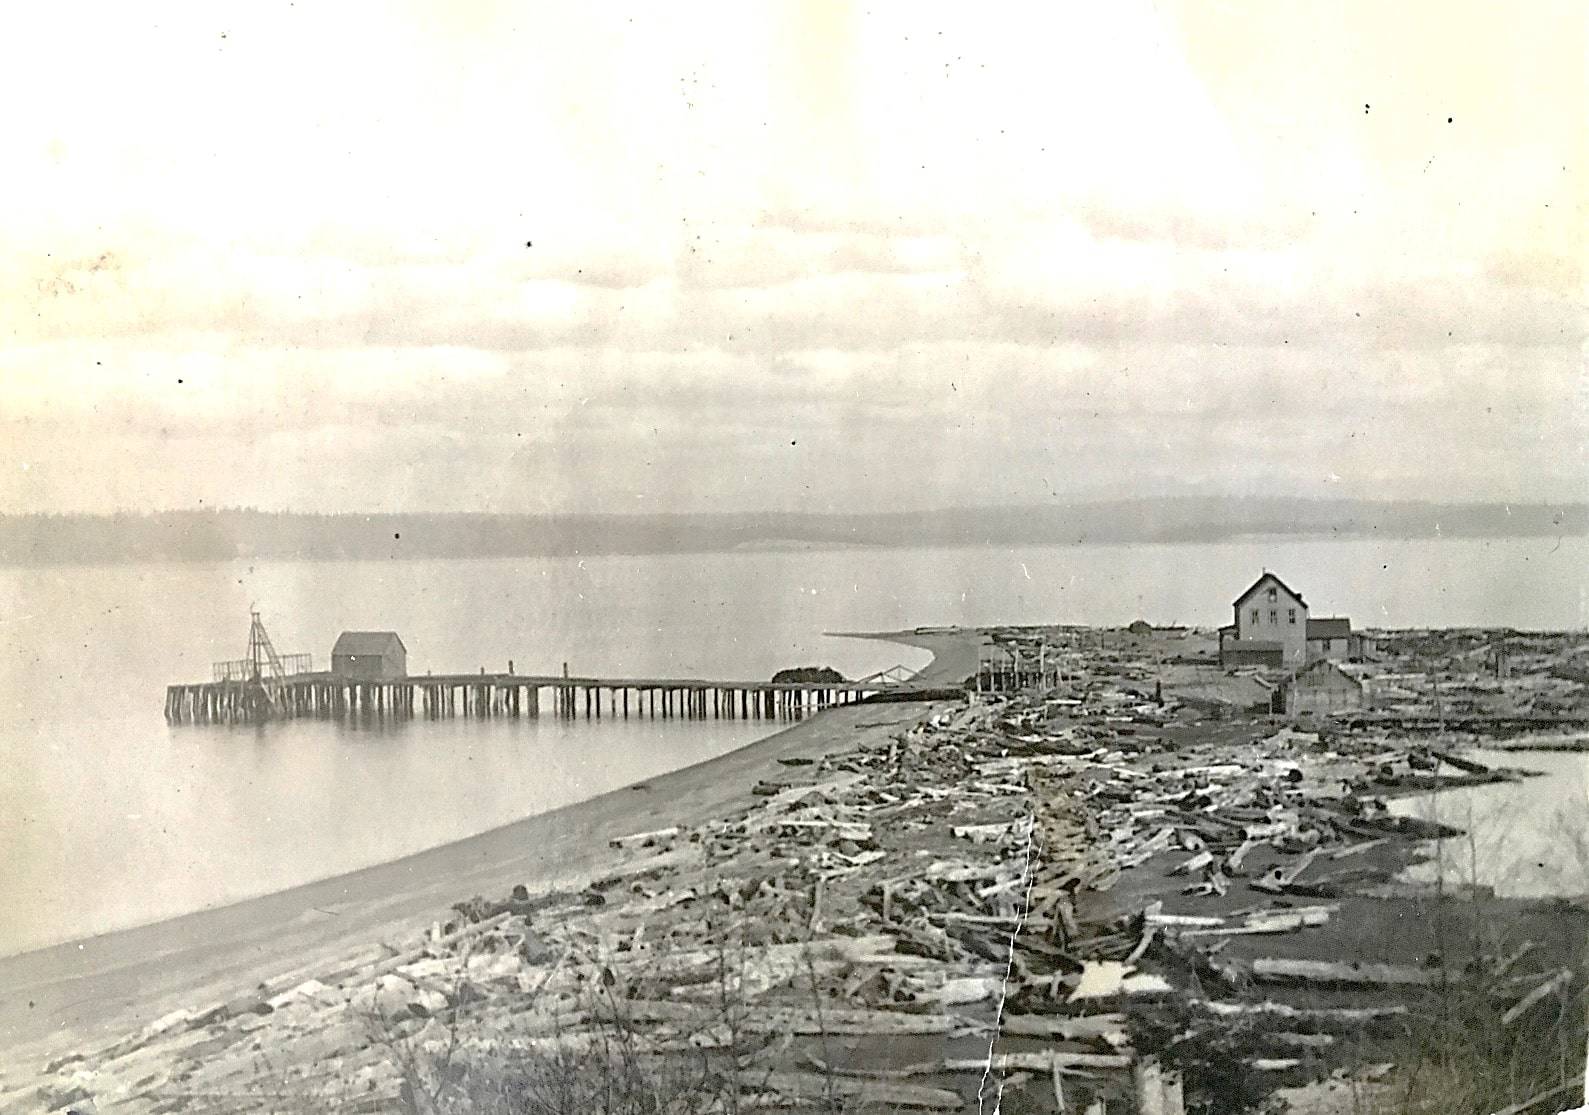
[1,1,1583,513]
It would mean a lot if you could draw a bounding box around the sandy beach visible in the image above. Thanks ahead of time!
[830,627,983,687]
[0,631,974,1072]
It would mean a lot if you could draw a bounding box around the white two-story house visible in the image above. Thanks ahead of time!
[1219,572,1370,669]
[1220,572,1309,668]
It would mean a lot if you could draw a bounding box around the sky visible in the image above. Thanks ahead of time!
[0,1,1583,514]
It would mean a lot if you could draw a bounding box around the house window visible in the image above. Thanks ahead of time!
[1288,608,1297,624]
[1269,609,1277,624]
[1250,608,1259,625]
[1267,588,1277,601]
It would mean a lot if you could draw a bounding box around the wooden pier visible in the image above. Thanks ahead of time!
[164,671,911,727]
[974,648,1063,694]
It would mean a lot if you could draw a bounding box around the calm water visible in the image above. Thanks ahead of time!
[1,534,1584,956]
[1393,747,1589,897]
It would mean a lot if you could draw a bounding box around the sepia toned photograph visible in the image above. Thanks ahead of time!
[0,3,1585,1113]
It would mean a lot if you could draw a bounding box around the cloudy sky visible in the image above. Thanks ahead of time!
[1,1,1582,514]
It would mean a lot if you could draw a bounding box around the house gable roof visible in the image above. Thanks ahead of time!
[332,631,407,657]
[1233,572,1308,609]
[1306,617,1351,639]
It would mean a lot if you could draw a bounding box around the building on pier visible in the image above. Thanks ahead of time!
[332,631,407,680]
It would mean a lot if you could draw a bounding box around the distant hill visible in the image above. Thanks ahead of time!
[0,500,1581,566]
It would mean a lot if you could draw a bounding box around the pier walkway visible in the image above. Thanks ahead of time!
[165,671,924,726]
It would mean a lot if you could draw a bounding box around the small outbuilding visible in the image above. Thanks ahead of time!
[331,631,408,680]
[1305,617,1373,661]
[1284,659,1364,718]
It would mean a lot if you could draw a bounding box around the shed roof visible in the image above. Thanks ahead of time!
[1233,572,1307,609]
[1306,617,1352,639]
[1292,658,1363,688]
[332,631,407,656]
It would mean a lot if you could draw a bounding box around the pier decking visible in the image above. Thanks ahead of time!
[164,672,916,726]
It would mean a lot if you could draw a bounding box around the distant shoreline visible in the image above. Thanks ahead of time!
[0,499,1582,567]
[0,527,1582,572]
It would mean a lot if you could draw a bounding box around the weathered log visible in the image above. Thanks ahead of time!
[1196,999,1407,1026]
[945,1050,1132,1072]
[1180,909,1329,938]
[1145,913,1224,928]
[1249,958,1434,987]
[1501,969,1572,1026]
[609,825,681,849]
[617,1000,963,1034]
[1428,748,1493,774]
[999,1013,1129,1043]
[755,1071,962,1109]
[1169,851,1213,876]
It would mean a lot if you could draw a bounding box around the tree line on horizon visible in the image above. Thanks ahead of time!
[0,499,1582,566]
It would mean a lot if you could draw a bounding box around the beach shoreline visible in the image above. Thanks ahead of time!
[0,630,974,1066]
[826,628,983,687]
[6,622,1586,1113]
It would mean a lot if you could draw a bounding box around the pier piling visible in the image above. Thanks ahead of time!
[164,670,904,727]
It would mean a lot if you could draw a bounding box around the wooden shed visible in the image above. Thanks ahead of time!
[1284,659,1364,718]
[331,631,408,681]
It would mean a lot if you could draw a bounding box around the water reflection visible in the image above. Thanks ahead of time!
[1392,747,1589,897]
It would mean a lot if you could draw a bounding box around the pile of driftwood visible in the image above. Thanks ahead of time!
[324,686,1541,1113]
[21,696,1148,1114]
[20,629,1574,1115]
